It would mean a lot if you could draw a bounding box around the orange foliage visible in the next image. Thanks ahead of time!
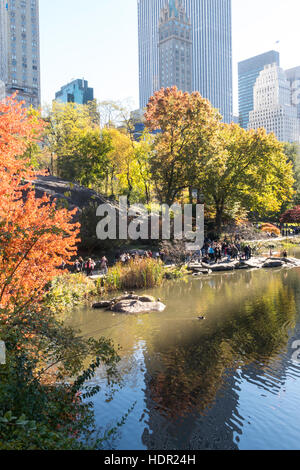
[261,223,280,236]
[0,96,79,312]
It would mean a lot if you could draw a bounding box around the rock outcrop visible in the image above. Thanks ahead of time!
[32,175,117,219]
[92,294,166,314]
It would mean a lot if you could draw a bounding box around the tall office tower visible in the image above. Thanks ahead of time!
[0,1,8,84]
[286,66,300,120]
[248,63,299,143]
[0,80,5,100]
[158,0,192,93]
[0,0,41,108]
[238,50,280,130]
[138,0,233,123]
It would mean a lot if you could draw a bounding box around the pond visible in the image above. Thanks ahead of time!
[69,249,300,450]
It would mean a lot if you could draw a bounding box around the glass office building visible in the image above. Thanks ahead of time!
[138,0,233,123]
[286,66,300,120]
[238,50,280,130]
[55,79,94,105]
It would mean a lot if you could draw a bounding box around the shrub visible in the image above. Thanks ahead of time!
[261,223,280,236]
[45,273,97,315]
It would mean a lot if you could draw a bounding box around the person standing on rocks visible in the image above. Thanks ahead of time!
[208,246,215,262]
[74,259,81,273]
[85,258,95,276]
[244,245,252,261]
[215,245,222,264]
[78,257,84,272]
[100,256,108,275]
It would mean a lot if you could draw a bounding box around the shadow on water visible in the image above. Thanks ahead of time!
[69,260,300,450]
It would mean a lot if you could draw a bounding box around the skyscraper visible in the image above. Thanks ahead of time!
[138,0,233,122]
[238,50,280,130]
[286,66,300,120]
[0,1,8,84]
[158,0,192,93]
[248,63,299,143]
[0,0,41,108]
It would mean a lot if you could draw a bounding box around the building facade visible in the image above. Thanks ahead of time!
[55,79,94,105]
[286,66,300,120]
[0,0,41,108]
[0,79,5,100]
[238,50,280,130]
[158,0,192,93]
[0,0,8,85]
[138,0,233,123]
[248,63,299,143]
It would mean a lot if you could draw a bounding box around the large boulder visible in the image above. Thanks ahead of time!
[210,263,236,272]
[262,260,284,268]
[111,299,166,314]
[92,294,166,314]
[242,258,265,269]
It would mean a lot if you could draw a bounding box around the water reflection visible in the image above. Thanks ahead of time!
[69,265,300,450]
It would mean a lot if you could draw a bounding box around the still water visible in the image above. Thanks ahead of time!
[69,251,300,450]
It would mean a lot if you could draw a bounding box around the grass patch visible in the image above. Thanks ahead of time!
[102,258,165,292]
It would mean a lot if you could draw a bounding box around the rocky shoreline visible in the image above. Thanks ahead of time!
[91,257,300,314]
[188,256,300,276]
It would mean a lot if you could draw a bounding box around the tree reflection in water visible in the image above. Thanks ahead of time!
[144,272,297,420]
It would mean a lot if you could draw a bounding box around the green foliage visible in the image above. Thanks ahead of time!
[44,102,112,187]
[0,273,123,449]
[45,273,97,316]
[164,266,187,280]
[195,125,295,234]
[283,142,300,207]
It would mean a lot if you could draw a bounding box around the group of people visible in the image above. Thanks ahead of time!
[73,256,108,276]
[197,240,252,264]
[66,239,254,277]
[116,250,161,264]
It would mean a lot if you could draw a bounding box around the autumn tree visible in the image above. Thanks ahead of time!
[196,124,295,234]
[0,97,79,312]
[145,86,221,205]
[280,206,300,224]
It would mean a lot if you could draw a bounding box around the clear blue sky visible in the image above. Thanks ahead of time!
[40,0,300,114]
